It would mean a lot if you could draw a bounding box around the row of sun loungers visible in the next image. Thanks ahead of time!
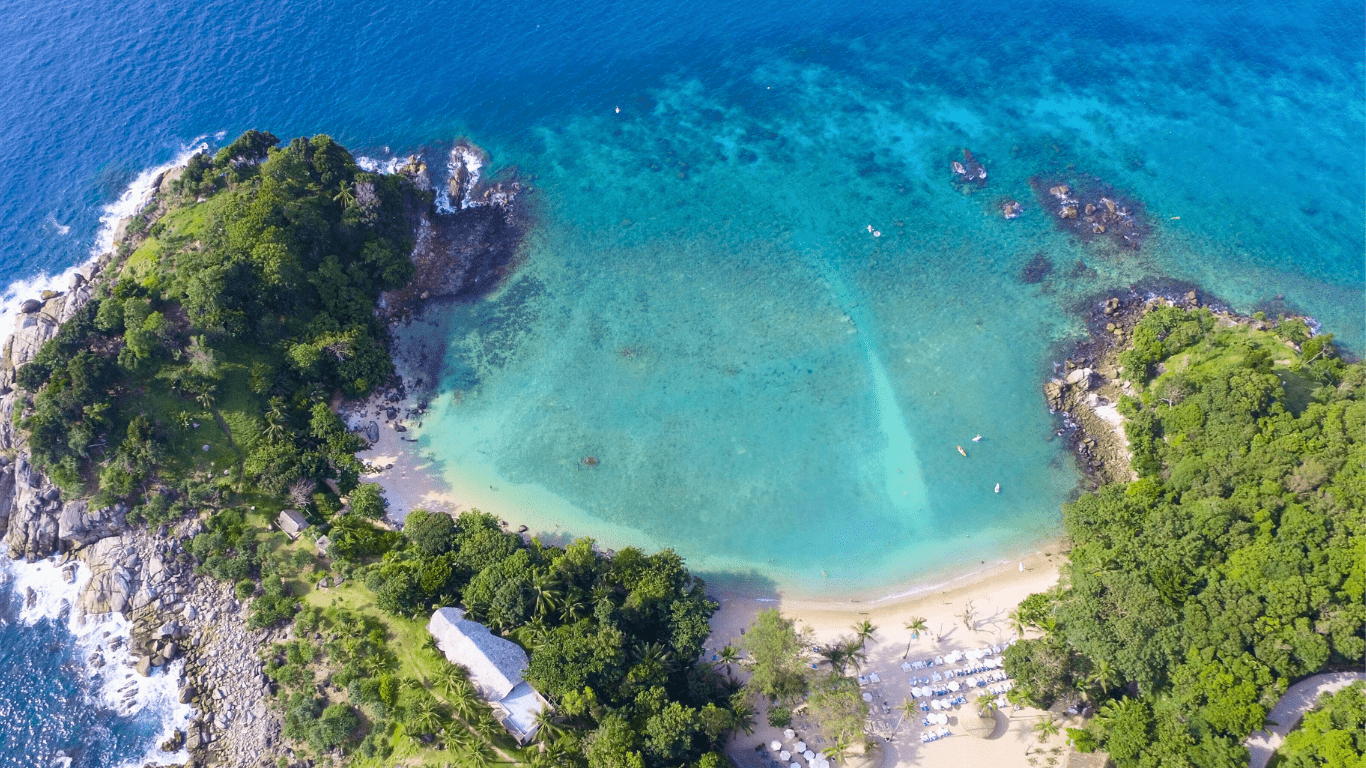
[919,727,951,743]
[901,642,1012,671]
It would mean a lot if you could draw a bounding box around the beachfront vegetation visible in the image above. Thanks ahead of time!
[740,608,871,749]
[1005,308,1364,767]
[266,508,744,766]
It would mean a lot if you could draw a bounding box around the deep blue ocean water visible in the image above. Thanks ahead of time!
[0,0,1362,763]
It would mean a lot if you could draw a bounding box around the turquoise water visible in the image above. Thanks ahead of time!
[404,17,1363,596]
[3,0,1359,761]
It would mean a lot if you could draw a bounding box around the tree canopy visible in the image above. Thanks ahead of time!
[16,131,418,521]
[1005,308,1364,767]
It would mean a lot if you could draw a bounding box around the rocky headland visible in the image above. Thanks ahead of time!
[0,134,529,767]
[1044,283,1319,488]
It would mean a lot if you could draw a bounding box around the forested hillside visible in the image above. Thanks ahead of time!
[16,131,418,520]
[1004,306,1364,767]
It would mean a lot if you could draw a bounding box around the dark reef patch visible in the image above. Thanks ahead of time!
[1021,253,1053,284]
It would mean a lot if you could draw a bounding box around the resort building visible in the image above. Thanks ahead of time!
[427,607,548,744]
[277,508,309,539]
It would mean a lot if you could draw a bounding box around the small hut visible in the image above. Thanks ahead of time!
[277,509,309,539]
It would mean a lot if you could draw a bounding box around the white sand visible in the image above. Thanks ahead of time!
[712,552,1082,768]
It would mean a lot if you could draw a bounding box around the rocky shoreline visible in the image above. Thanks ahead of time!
[0,137,529,767]
[1043,282,1316,488]
[0,169,281,768]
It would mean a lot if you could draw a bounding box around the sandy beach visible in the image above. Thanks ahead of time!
[710,551,1083,768]
[358,395,1082,768]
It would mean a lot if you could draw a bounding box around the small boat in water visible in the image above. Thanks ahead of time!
[972,434,982,442]
[957,446,967,457]
[994,483,1000,493]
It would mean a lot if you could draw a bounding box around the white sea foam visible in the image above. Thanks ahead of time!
[356,148,404,175]
[0,139,209,360]
[0,143,215,764]
[1,555,193,766]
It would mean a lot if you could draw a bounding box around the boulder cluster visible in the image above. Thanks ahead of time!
[1032,180,1148,250]
[0,262,281,766]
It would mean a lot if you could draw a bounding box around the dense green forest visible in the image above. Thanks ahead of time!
[1003,306,1364,767]
[17,130,417,518]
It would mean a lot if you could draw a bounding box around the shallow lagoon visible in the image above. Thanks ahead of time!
[406,13,1363,596]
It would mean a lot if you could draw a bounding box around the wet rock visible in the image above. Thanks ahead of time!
[365,420,380,443]
[19,299,42,314]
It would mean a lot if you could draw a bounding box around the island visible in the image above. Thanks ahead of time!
[0,131,1359,768]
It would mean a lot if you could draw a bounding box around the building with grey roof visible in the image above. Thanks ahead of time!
[277,508,309,539]
[427,607,548,744]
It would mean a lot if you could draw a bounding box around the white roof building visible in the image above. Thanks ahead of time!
[427,607,548,744]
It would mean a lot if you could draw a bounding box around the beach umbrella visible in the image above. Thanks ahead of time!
[794,742,806,753]
[784,729,796,740]
[962,706,998,739]
[815,753,825,762]
[791,763,801,768]
[771,742,782,751]
[862,692,873,702]
[911,686,921,697]
[948,681,960,692]
[931,700,942,710]
[780,752,791,761]
[804,751,815,761]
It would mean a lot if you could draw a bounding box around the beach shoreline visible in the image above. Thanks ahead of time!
[355,379,1068,609]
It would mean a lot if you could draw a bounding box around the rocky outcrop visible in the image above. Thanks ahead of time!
[3,452,64,560]
[379,140,526,320]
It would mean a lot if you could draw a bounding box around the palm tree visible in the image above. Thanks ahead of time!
[634,640,674,672]
[895,698,919,731]
[1033,717,1061,742]
[334,181,357,209]
[1007,608,1027,637]
[445,683,481,722]
[195,388,216,410]
[903,616,928,658]
[730,699,756,736]
[1086,658,1120,693]
[424,634,444,657]
[532,708,564,744]
[826,736,851,766]
[409,700,443,737]
[852,619,877,649]
[441,725,474,753]
[435,663,468,698]
[559,593,589,624]
[819,643,850,675]
[264,397,288,441]
[842,637,868,673]
[531,571,565,619]
[512,620,551,652]
[462,740,495,768]
[716,645,741,677]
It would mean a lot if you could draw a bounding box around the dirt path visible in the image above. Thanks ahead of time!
[1245,671,1365,768]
